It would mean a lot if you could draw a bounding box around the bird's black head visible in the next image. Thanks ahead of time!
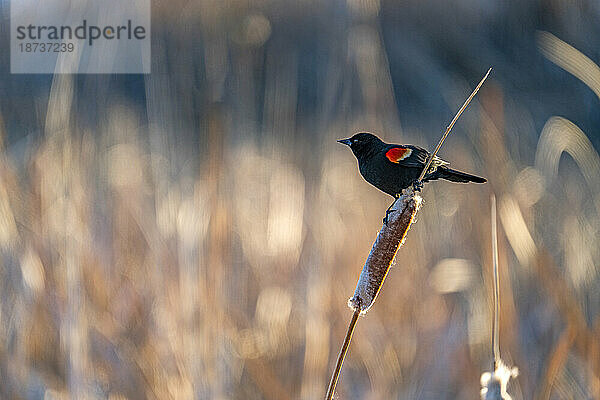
[338,132,385,160]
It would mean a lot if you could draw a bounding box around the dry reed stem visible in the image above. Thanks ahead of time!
[417,67,491,183]
[481,195,518,400]
[325,310,360,400]
[491,194,500,370]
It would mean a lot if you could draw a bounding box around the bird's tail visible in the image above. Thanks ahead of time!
[435,166,487,183]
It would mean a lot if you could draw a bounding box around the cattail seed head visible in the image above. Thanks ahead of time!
[480,360,519,400]
[348,188,422,314]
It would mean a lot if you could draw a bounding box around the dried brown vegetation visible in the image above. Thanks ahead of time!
[0,1,599,399]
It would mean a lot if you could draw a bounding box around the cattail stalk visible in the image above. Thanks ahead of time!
[491,194,500,370]
[325,68,492,400]
[325,309,360,399]
[417,67,492,183]
[480,194,518,400]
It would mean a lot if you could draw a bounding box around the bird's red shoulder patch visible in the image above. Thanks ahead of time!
[385,147,412,163]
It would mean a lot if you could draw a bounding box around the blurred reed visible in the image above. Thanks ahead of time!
[480,195,518,400]
[0,2,599,399]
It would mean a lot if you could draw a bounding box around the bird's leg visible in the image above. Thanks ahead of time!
[383,195,399,225]
[412,180,424,192]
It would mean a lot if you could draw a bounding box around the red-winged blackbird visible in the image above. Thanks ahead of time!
[339,132,486,219]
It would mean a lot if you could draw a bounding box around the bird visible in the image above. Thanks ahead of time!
[338,132,486,222]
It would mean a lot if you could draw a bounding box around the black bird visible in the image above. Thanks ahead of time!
[338,132,486,220]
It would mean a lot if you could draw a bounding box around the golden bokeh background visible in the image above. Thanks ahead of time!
[0,0,599,399]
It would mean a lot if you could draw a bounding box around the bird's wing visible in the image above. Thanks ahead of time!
[384,146,414,163]
[385,145,448,169]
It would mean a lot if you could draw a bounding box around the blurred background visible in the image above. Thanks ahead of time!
[1,0,600,399]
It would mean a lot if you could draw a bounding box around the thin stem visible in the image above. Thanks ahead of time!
[417,67,492,183]
[325,310,360,400]
[491,194,500,370]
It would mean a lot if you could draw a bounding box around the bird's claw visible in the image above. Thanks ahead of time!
[383,208,396,225]
[412,180,424,192]
[383,194,400,225]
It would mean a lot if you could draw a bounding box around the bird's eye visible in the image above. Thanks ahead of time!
[352,139,358,144]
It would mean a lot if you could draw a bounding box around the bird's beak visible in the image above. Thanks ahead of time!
[337,138,352,146]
